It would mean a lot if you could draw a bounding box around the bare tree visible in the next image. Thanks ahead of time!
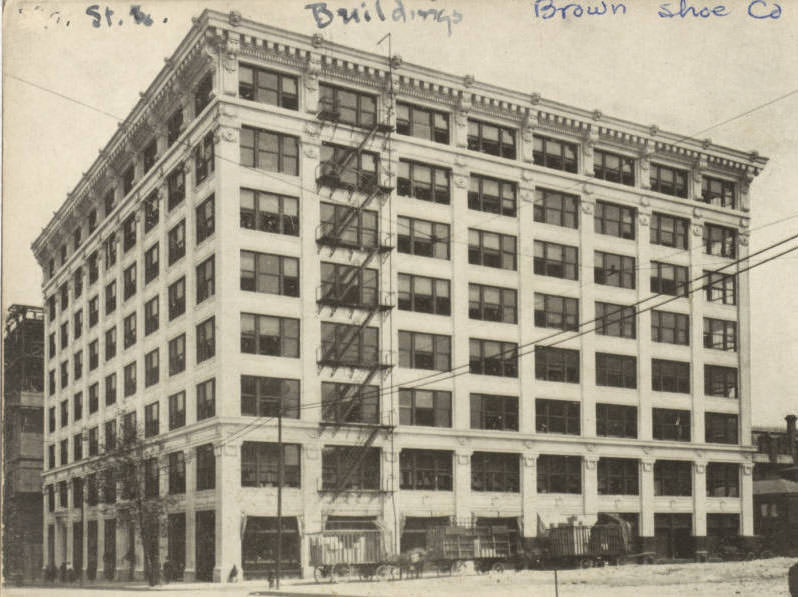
[88,412,179,586]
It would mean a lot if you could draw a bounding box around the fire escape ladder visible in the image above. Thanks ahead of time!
[332,426,383,495]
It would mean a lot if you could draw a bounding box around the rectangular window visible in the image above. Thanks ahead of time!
[534,188,579,229]
[240,251,298,297]
[652,359,690,393]
[74,310,83,340]
[319,202,379,249]
[705,365,738,398]
[88,210,98,234]
[145,349,159,387]
[653,408,691,441]
[196,318,215,363]
[321,382,377,424]
[194,133,215,185]
[650,163,688,198]
[167,166,185,211]
[594,251,636,289]
[397,273,450,315]
[467,118,516,159]
[60,322,69,349]
[596,353,637,389]
[60,284,69,311]
[194,258,215,305]
[123,362,136,397]
[105,373,116,406]
[320,262,379,309]
[534,293,578,331]
[104,189,116,217]
[88,426,98,455]
[243,376,300,418]
[593,149,635,185]
[74,268,83,299]
[468,283,517,324]
[74,226,82,251]
[704,318,737,351]
[654,460,692,496]
[596,302,636,338]
[74,391,83,421]
[595,201,636,240]
[167,108,183,147]
[244,442,302,488]
[105,327,117,361]
[169,391,186,430]
[168,277,185,320]
[240,188,299,236]
[123,264,136,300]
[651,310,690,345]
[144,192,159,233]
[701,176,735,209]
[396,102,449,143]
[196,444,216,491]
[469,338,518,377]
[533,134,577,172]
[239,64,298,109]
[319,83,376,127]
[49,332,56,359]
[468,174,516,216]
[399,389,451,427]
[707,463,739,497]
[468,229,516,270]
[89,296,99,327]
[471,394,518,431]
[105,281,116,315]
[144,458,159,498]
[123,214,136,252]
[88,252,99,284]
[196,194,215,243]
[194,72,212,114]
[73,434,83,462]
[596,403,637,438]
[123,313,136,349]
[241,313,300,358]
[534,240,578,280]
[704,224,737,258]
[537,455,581,494]
[471,452,520,492]
[74,351,83,381]
[49,371,55,396]
[168,220,186,264]
[144,244,158,284]
[598,458,639,495]
[398,159,450,204]
[89,384,99,414]
[197,378,215,420]
[705,412,738,444]
[240,127,299,175]
[705,271,736,305]
[61,400,69,427]
[60,361,68,388]
[122,164,135,196]
[102,469,116,503]
[651,212,689,249]
[397,216,450,259]
[651,262,689,297]
[535,346,579,383]
[169,452,186,494]
[143,138,158,173]
[400,450,453,491]
[321,323,380,367]
[104,420,116,450]
[144,296,159,335]
[144,402,159,437]
[399,331,451,372]
[536,399,580,435]
[167,333,185,376]
[319,143,378,191]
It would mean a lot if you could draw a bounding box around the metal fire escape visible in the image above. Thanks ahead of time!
[314,92,396,498]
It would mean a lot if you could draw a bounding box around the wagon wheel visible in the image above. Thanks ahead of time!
[375,564,394,581]
[579,558,593,568]
[491,561,505,574]
[333,563,351,580]
[313,566,327,583]
[358,564,375,581]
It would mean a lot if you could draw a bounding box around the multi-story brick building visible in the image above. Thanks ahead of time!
[32,9,768,582]
[3,304,45,581]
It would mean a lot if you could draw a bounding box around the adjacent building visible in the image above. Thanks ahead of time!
[32,9,768,581]
[3,304,45,580]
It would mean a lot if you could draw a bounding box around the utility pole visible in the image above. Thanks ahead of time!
[276,403,283,590]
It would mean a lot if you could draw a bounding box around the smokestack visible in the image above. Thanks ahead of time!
[787,414,797,464]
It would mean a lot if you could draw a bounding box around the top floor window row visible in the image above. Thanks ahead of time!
[239,64,298,110]
[397,102,449,144]
[319,83,377,128]
[467,119,516,159]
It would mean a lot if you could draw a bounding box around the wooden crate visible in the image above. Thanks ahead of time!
[308,530,384,566]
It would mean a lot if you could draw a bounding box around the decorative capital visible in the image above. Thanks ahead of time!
[390,54,403,69]
[739,232,749,246]
[463,74,475,88]
[229,10,242,26]
[311,33,324,48]
[638,214,650,226]
[649,124,660,137]
[592,109,602,121]
[523,454,537,468]
[693,224,704,237]
[694,462,706,474]
[453,175,467,189]
[456,454,470,466]
[581,201,594,215]
[642,460,654,472]
[303,145,319,160]
[530,92,542,105]
[702,138,712,149]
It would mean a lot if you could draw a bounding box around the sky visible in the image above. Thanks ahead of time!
[2,0,797,428]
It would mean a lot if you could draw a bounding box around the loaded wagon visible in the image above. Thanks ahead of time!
[308,529,404,581]
[541,518,654,568]
[425,523,522,573]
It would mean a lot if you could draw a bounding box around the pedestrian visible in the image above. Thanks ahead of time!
[788,560,798,597]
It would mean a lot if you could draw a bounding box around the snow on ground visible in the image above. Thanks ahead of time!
[3,558,795,597]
